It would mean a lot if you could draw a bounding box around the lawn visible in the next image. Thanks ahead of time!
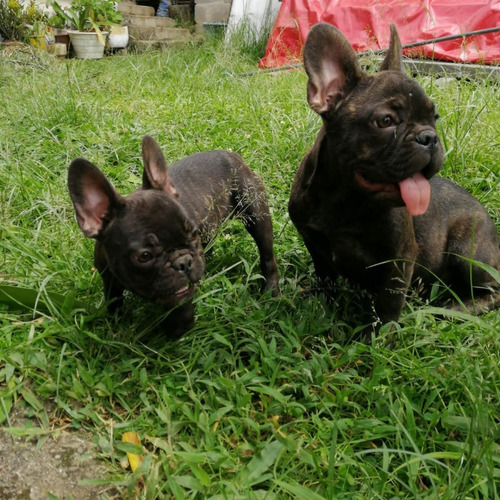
[1,36,499,499]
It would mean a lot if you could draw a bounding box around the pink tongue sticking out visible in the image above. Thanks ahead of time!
[398,173,431,216]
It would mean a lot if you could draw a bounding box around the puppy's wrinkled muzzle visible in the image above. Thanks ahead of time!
[415,129,439,150]
[154,282,198,306]
[172,253,193,274]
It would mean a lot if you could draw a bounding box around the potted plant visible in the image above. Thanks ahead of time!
[28,19,48,50]
[48,0,121,59]
[47,13,70,49]
[0,0,46,43]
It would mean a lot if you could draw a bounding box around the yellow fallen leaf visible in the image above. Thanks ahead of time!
[270,415,281,429]
[122,431,143,472]
[270,415,287,438]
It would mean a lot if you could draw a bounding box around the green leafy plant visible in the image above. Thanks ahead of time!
[0,0,47,41]
[29,19,48,37]
[47,13,65,29]
[0,0,24,40]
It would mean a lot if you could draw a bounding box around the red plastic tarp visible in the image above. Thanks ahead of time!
[259,0,500,68]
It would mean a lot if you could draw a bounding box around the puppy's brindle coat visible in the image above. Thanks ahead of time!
[68,136,279,338]
[288,23,500,326]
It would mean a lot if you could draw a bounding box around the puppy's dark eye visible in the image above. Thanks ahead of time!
[136,251,153,263]
[376,115,395,128]
[434,113,440,121]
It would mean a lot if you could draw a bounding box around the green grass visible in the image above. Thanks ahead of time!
[1,39,499,499]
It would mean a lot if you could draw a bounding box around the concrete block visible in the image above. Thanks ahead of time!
[195,3,231,24]
[47,43,67,56]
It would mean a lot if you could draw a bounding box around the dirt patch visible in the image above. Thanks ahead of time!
[0,403,120,500]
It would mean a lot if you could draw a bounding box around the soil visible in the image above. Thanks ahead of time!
[0,402,120,500]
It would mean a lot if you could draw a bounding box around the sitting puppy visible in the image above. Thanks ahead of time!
[68,135,279,338]
[288,23,500,327]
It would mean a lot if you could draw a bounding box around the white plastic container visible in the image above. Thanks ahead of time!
[107,26,129,49]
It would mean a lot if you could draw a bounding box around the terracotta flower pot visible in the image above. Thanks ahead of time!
[54,31,70,50]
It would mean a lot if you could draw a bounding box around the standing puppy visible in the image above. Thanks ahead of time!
[69,135,279,338]
[288,23,500,327]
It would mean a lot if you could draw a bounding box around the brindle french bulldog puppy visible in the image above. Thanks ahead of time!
[288,23,500,328]
[68,135,279,338]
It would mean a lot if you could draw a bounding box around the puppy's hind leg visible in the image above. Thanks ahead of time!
[235,174,280,296]
[445,215,500,313]
[241,208,280,296]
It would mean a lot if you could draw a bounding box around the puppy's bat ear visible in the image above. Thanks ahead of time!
[380,24,403,72]
[141,135,178,197]
[303,23,363,115]
[68,159,123,238]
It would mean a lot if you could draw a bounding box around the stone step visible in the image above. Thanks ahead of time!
[118,0,197,46]
[118,3,155,17]
[129,26,191,42]
[122,15,176,29]
[131,39,191,51]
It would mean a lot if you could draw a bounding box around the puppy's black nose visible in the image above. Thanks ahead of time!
[173,254,193,274]
[415,130,438,148]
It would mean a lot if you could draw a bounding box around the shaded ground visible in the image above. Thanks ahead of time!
[0,403,119,500]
